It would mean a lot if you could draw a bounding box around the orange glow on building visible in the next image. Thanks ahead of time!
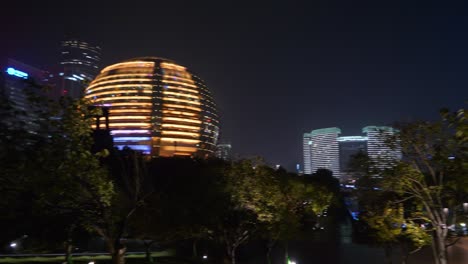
[86,57,219,157]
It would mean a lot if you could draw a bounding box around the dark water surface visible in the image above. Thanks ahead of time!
[239,212,467,264]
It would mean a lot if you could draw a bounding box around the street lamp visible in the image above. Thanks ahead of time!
[443,208,449,215]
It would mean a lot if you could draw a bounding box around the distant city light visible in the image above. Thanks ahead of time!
[6,67,28,79]
[202,255,208,259]
[10,242,17,248]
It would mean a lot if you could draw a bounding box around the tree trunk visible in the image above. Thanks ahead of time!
[284,241,289,264]
[266,240,276,264]
[112,246,126,264]
[64,224,75,264]
[231,249,236,264]
[144,241,154,263]
[384,244,393,264]
[431,227,448,264]
[401,250,409,264]
[108,238,126,264]
[224,245,237,264]
[64,239,73,264]
[192,239,198,258]
[400,243,409,264]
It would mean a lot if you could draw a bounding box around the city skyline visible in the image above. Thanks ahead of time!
[2,0,468,170]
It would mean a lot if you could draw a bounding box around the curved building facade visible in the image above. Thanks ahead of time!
[84,57,219,158]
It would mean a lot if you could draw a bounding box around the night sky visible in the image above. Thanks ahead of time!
[3,0,468,170]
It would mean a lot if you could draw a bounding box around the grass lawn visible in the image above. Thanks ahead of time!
[0,250,175,263]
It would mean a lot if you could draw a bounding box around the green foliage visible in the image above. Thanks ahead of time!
[352,107,467,264]
[0,93,115,250]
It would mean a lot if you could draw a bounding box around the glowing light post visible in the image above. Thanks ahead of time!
[287,258,297,264]
[9,235,28,251]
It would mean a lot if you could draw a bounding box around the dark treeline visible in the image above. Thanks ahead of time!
[0,90,337,264]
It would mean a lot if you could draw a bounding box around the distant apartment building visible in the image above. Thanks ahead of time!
[303,127,341,178]
[363,126,402,173]
[303,126,401,180]
[215,143,232,160]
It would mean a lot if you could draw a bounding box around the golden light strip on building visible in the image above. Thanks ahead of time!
[111,109,152,113]
[87,78,154,88]
[102,61,155,72]
[98,96,152,101]
[163,104,201,112]
[90,73,155,83]
[163,97,201,105]
[160,138,200,143]
[162,110,197,116]
[86,89,152,98]
[162,76,194,83]
[161,124,200,130]
[162,117,202,124]
[163,86,199,94]
[161,80,197,88]
[108,116,150,120]
[108,123,151,127]
[162,91,200,99]
[174,152,192,156]
[160,62,186,71]
[87,83,153,92]
[161,131,200,137]
[106,102,152,107]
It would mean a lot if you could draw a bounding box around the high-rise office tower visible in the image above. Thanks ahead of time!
[215,143,232,160]
[304,127,341,178]
[60,39,101,99]
[85,57,219,158]
[337,136,368,180]
[363,126,401,173]
[1,59,49,133]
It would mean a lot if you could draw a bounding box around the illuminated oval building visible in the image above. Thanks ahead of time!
[85,57,219,158]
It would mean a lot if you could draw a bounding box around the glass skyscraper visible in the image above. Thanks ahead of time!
[60,39,101,99]
[84,57,219,158]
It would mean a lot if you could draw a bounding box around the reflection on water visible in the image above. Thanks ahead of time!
[241,209,467,264]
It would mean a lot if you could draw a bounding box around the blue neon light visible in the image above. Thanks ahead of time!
[350,211,359,221]
[6,67,28,79]
[116,145,151,154]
